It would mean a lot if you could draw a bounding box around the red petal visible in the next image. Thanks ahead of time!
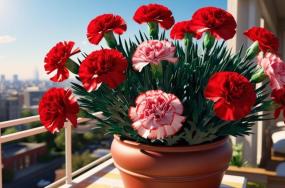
[190,7,236,40]
[244,27,279,54]
[159,16,175,30]
[50,67,69,82]
[87,33,104,45]
[204,72,228,101]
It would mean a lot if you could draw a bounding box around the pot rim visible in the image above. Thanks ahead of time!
[114,135,229,153]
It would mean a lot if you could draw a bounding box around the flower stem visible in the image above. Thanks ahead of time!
[65,58,79,74]
[104,31,118,48]
[184,33,192,63]
[148,22,159,40]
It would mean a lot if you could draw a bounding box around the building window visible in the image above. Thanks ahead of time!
[25,155,30,168]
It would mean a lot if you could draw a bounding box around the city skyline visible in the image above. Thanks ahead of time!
[0,67,42,81]
[0,0,226,79]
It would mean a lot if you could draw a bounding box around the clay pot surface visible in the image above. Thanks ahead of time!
[111,136,232,188]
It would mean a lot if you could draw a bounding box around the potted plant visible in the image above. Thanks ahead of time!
[38,4,284,188]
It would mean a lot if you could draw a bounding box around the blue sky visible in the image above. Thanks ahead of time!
[0,0,226,80]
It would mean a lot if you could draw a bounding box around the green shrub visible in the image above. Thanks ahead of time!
[72,151,96,171]
[247,181,266,188]
[230,144,247,167]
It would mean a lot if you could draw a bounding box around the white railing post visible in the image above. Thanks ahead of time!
[0,128,2,188]
[65,123,72,185]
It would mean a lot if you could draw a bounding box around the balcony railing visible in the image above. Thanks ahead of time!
[0,113,111,188]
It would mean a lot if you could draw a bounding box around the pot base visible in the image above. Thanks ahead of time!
[111,136,232,188]
[117,167,224,188]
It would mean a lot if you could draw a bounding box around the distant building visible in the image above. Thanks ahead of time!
[6,95,22,120]
[23,87,44,111]
[12,74,21,90]
[34,68,40,84]
[0,75,5,81]
[12,74,18,83]
[0,92,22,121]
[0,95,8,121]
[0,75,6,93]
[3,142,47,173]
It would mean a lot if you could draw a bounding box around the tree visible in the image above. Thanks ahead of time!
[3,127,17,135]
[83,132,95,143]
[54,130,65,151]
[72,151,96,171]
[21,109,57,151]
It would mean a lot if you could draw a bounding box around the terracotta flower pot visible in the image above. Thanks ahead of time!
[111,136,232,188]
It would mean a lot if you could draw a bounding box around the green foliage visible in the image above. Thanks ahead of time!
[21,109,56,147]
[72,30,271,146]
[71,151,96,171]
[3,127,17,135]
[54,130,65,150]
[54,130,90,151]
[247,182,266,188]
[230,144,248,167]
[83,132,95,142]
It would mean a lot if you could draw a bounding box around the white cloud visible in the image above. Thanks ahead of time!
[0,35,16,44]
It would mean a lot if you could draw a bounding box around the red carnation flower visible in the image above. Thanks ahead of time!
[87,14,127,45]
[204,72,256,121]
[39,88,79,133]
[271,87,285,120]
[190,7,237,40]
[170,20,201,40]
[44,41,80,82]
[244,27,279,54]
[133,4,174,30]
[78,49,128,92]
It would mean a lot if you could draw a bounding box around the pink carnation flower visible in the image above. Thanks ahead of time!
[132,40,178,72]
[257,52,285,90]
[129,90,185,140]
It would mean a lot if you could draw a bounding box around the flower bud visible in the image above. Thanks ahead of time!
[203,32,215,49]
[245,41,259,60]
[184,33,192,47]
[104,31,118,48]
[250,68,267,83]
[65,58,79,74]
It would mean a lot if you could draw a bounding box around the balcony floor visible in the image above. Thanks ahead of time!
[59,159,247,188]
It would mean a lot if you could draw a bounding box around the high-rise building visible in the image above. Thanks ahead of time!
[34,67,40,84]
[0,75,5,82]
[0,94,8,121]
[13,74,18,83]
[0,75,6,93]
[12,74,21,90]
[23,87,44,112]
[7,94,21,120]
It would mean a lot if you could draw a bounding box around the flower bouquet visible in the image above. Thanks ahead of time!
[39,4,283,188]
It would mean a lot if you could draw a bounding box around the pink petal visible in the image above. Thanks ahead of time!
[170,97,183,114]
[132,62,149,72]
[128,107,137,121]
[171,114,186,131]
[164,125,176,136]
